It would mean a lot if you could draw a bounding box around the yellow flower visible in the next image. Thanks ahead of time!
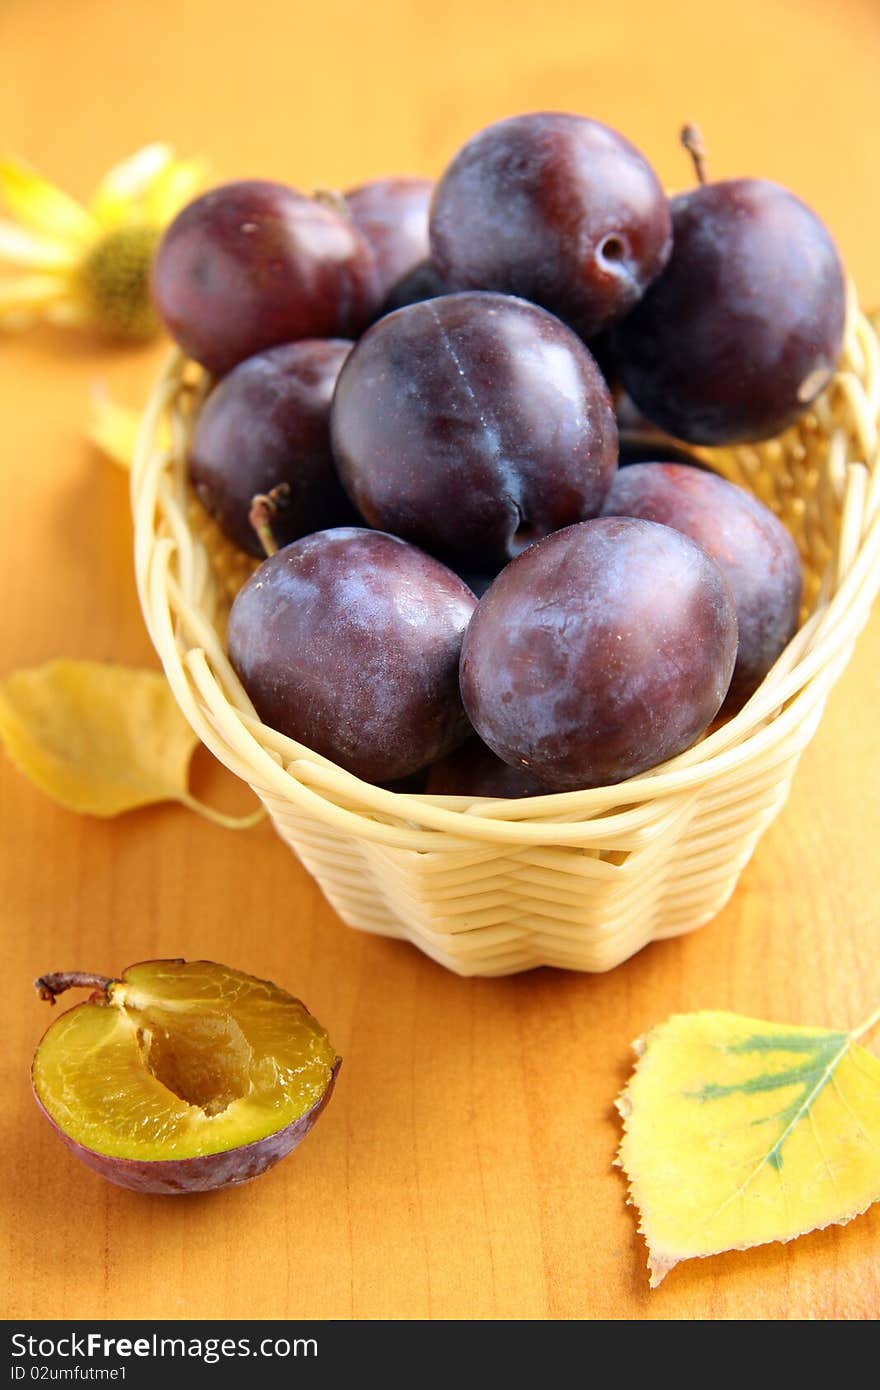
[0,144,206,341]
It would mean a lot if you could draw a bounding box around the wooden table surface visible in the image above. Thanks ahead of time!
[2,0,879,1322]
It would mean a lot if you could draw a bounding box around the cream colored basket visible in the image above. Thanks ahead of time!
[132,296,880,977]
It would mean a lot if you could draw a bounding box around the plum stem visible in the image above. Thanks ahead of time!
[313,187,351,221]
[35,971,113,1006]
[851,1002,880,1044]
[176,791,266,830]
[681,124,709,186]
[248,483,290,559]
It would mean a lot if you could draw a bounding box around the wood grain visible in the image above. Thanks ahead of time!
[1,0,878,1321]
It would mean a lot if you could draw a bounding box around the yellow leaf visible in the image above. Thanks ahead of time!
[0,660,198,816]
[87,393,143,470]
[615,1008,880,1287]
[0,659,263,829]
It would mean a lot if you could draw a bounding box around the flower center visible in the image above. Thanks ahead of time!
[79,224,162,340]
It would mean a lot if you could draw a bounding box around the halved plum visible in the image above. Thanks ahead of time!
[31,959,339,1195]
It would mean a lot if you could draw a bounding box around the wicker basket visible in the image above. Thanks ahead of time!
[131,295,880,976]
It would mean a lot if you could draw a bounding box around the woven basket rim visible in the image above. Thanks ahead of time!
[132,303,880,848]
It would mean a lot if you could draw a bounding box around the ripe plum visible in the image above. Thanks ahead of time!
[611,179,846,443]
[331,292,618,569]
[601,462,802,710]
[430,113,672,338]
[344,176,433,302]
[152,180,376,375]
[460,518,737,789]
[426,738,551,798]
[227,529,476,782]
[189,339,357,557]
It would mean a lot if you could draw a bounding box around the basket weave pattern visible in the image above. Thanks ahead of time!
[132,301,880,976]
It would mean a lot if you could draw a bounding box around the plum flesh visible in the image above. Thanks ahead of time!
[460,517,738,790]
[31,960,339,1195]
[600,463,802,712]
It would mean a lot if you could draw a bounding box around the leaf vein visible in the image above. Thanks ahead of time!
[693,1034,852,1239]
[807,1107,842,1203]
[829,1072,880,1159]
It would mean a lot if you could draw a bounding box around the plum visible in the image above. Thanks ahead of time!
[227,528,477,782]
[455,571,497,599]
[331,292,618,570]
[617,435,704,468]
[344,176,434,303]
[31,961,339,1195]
[379,259,448,316]
[152,180,376,376]
[600,462,802,711]
[426,738,551,798]
[429,112,672,339]
[460,518,738,790]
[615,392,704,467]
[610,177,846,443]
[188,339,359,557]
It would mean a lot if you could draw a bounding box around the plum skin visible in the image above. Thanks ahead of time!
[379,259,448,316]
[188,339,358,557]
[426,738,551,799]
[331,291,619,570]
[31,960,340,1196]
[152,180,376,376]
[460,518,738,790]
[429,112,672,339]
[344,176,434,304]
[600,463,802,712]
[227,528,477,783]
[610,179,846,444]
[32,1061,339,1196]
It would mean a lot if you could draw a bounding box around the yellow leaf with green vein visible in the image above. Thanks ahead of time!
[616,1008,880,1287]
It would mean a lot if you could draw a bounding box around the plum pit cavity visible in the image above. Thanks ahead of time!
[133,1008,253,1117]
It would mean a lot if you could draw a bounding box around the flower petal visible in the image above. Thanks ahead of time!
[89,143,174,226]
[0,218,78,269]
[45,299,87,326]
[0,272,70,326]
[143,156,208,224]
[0,157,97,245]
